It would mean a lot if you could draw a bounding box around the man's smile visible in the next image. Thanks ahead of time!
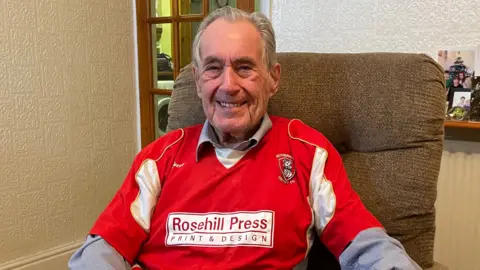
[216,101,248,108]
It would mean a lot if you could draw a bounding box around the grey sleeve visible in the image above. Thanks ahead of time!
[339,227,421,270]
[68,235,132,270]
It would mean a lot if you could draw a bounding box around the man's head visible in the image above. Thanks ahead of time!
[191,7,281,142]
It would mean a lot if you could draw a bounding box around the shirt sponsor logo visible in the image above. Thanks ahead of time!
[166,211,274,247]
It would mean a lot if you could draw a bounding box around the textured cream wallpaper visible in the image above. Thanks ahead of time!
[0,0,137,265]
[270,1,480,269]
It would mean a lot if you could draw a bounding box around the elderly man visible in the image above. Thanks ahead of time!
[69,6,421,270]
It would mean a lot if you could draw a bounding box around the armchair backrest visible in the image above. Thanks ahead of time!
[167,52,445,268]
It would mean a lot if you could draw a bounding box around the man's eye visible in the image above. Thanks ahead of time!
[238,66,251,71]
[237,66,253,76]
[205,66,220,71]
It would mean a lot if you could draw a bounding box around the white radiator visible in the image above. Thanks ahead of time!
[434,140,480,270]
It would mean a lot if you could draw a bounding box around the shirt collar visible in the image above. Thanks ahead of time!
[196,114,272,162]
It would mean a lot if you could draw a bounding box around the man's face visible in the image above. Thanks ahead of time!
[193,19,280,139]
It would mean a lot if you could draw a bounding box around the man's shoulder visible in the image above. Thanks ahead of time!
[270,115,331,149]
[137,124,203,161]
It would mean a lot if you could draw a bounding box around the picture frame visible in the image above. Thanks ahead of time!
[437,48,476,107]
[446,88,472,121]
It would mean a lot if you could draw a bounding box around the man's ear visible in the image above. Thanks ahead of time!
[269,63,281,97]
[192,64,202,98]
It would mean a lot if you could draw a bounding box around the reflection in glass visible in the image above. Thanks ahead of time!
[209,0,236,12]
[179,0,203,15]
[209,0,262,13]
[254,0,262,12]
[179,22,200,69]
[154,94,171,138]
[151,0,171,17]
[152,24,175,90]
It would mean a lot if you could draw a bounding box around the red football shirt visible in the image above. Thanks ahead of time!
[90,116,382,269]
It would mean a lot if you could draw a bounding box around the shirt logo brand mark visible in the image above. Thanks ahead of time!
[276,154,295,184]
[173,162,184,168]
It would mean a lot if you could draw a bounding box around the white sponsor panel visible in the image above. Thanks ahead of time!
[166,211,274,247]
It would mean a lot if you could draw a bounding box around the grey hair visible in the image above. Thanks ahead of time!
[191,6,277,70]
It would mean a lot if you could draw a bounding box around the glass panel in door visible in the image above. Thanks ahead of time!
[179,22,201,69]
[178,0,204,15]
[151,23,175,90]
[151,0,172,17]
[153,94,171,138]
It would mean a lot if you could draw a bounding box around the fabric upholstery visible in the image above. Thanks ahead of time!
[167,52,445,269]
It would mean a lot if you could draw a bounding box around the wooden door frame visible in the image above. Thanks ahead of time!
[236,0,255,13]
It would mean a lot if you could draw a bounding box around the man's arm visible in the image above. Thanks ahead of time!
[309,141,420,269]
[339,227,420,269]
[68,235,131,270]
[68,129,182,268]
[68,154,151,268]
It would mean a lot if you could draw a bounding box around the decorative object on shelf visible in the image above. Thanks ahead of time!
[446,87,472,121]
[446,106,468,121]
[444,75,480,129]
[470,77,480,121]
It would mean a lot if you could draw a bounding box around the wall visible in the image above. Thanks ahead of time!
[270,1,480,269]
[0,0,137,268]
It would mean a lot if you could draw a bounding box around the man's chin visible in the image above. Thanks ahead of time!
[216,124,245,136]
[212,120,247,136]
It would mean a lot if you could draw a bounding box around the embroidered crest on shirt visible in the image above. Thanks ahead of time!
[276,154,295,184]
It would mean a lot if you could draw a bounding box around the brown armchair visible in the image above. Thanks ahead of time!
[167,52,447,269]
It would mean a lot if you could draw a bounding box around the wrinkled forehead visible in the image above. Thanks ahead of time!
[198,19,264,65]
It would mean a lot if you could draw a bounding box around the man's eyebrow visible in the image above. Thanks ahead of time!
[202,56,257,66]
[232,57,256,65]
[203,56,222,65]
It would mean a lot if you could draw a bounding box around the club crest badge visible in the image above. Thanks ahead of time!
[276,154,296,184]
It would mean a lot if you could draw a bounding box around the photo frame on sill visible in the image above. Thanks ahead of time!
[446,87,472,121]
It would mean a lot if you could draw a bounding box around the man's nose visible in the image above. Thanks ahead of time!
[220,66,240,94]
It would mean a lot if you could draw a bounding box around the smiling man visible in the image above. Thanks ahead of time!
[69,7,421,270]
[193,16,280,147]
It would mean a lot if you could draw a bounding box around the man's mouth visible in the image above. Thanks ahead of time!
[217,101,246,108]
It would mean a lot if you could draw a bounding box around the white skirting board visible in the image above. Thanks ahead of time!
[0,241,83,270]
